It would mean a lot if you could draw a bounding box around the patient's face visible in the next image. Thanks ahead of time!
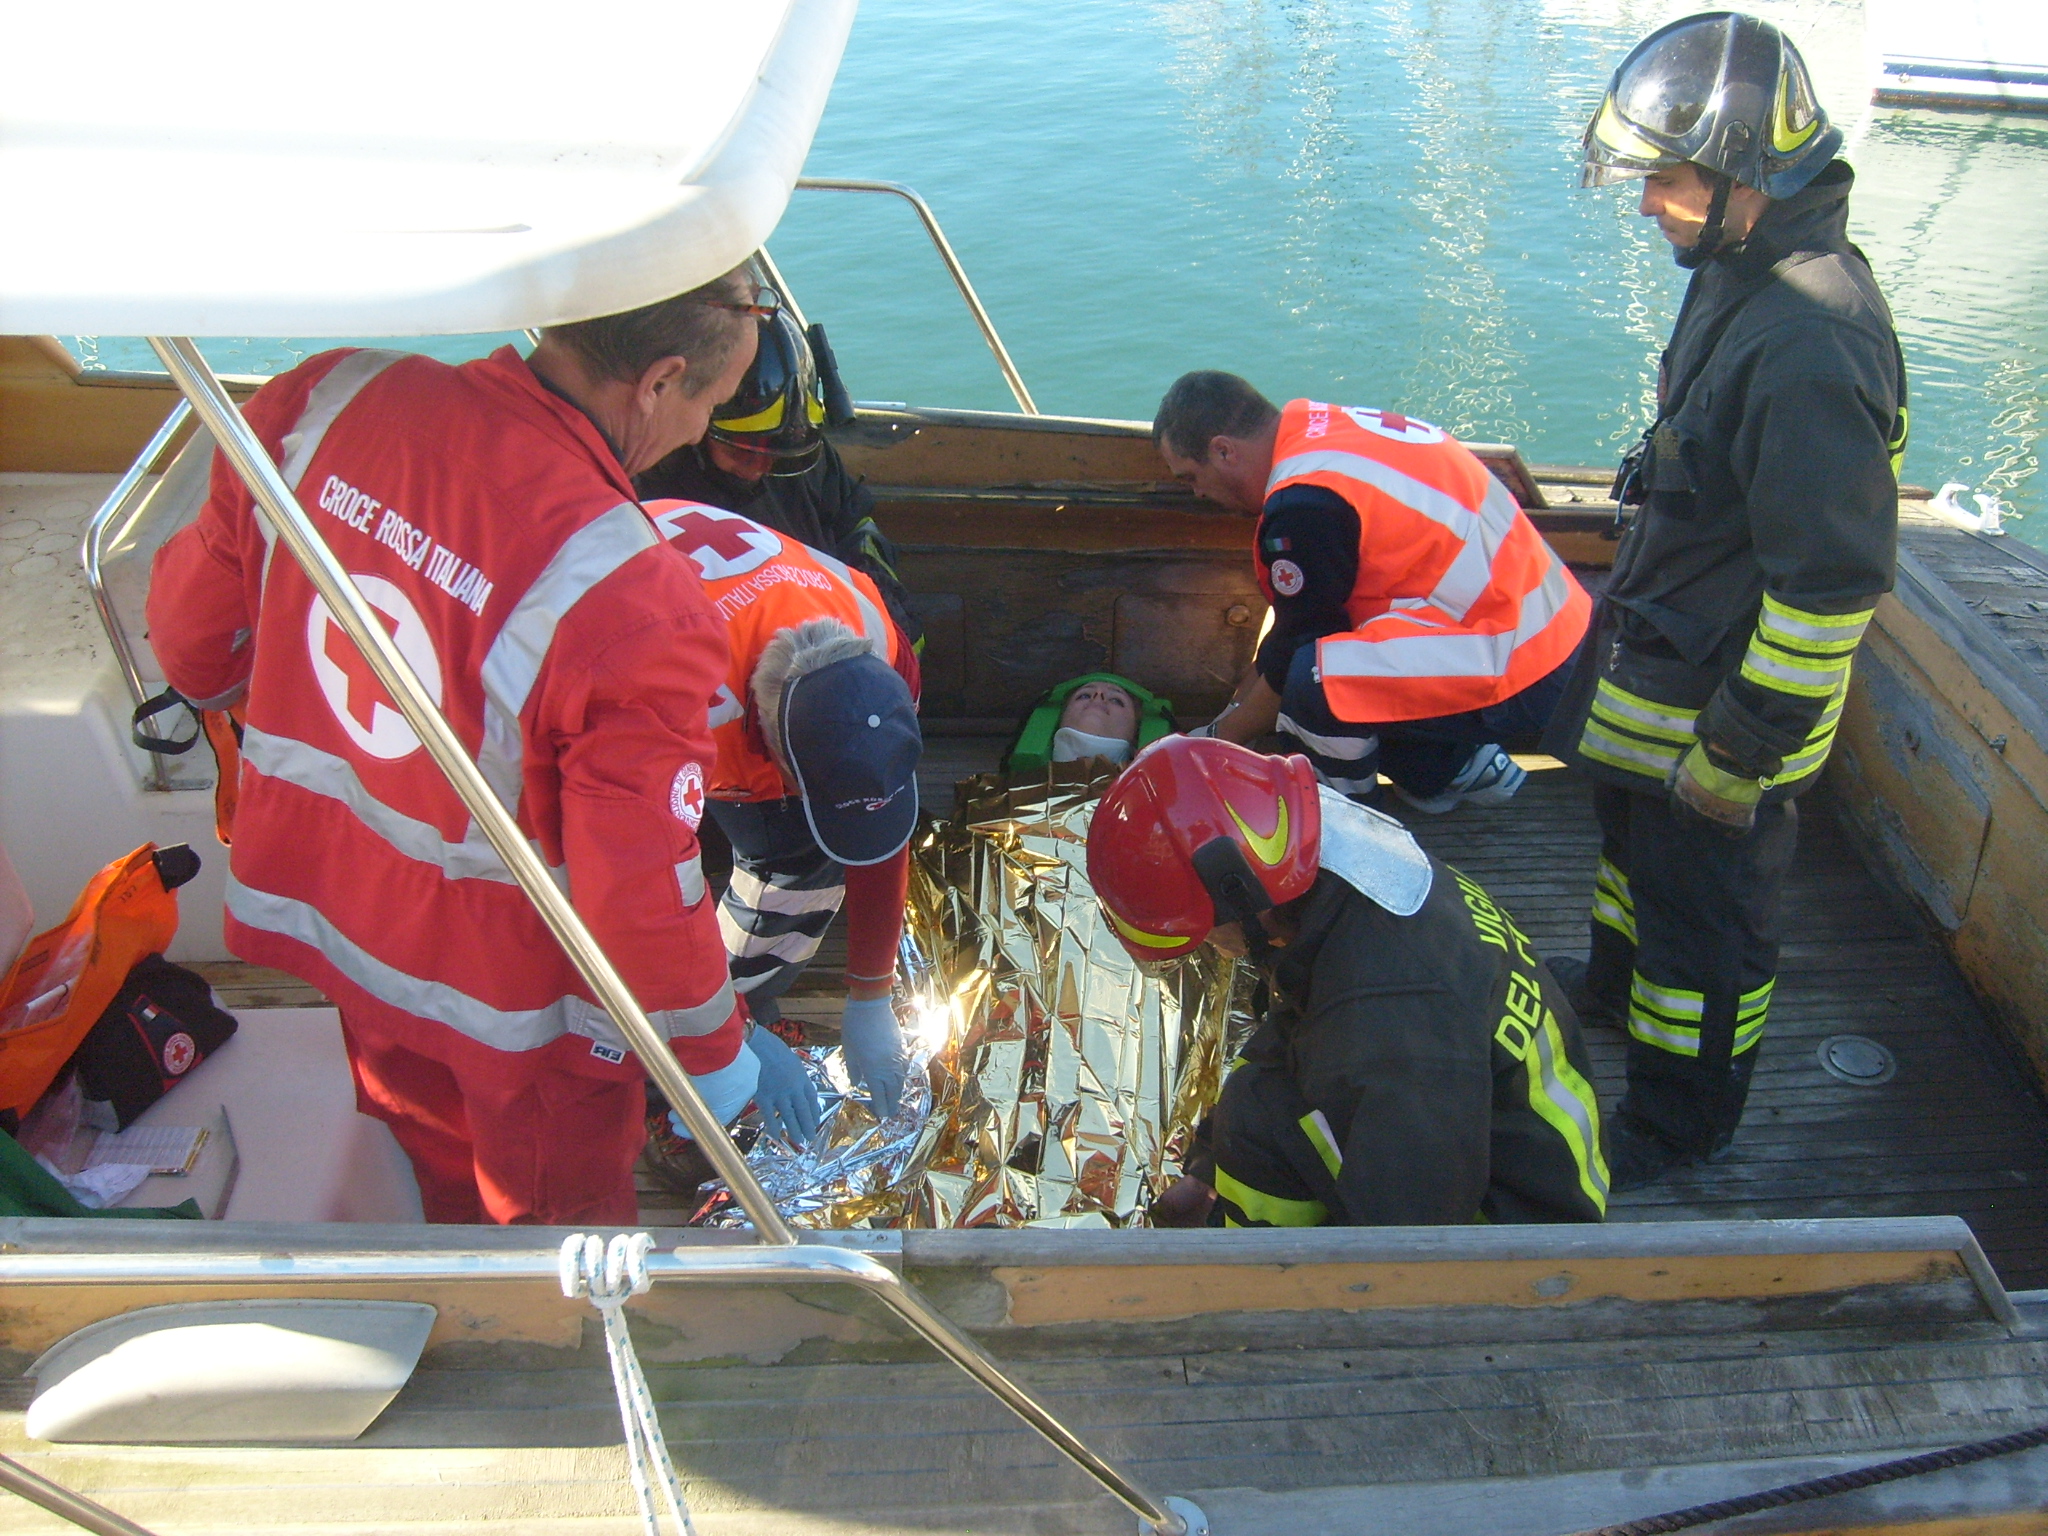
[1060,683,1139,744]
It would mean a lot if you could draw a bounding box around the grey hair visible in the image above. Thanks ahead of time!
[752,618,878,774]
[542,265,754,389]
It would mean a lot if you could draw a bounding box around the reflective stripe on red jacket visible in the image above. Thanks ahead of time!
[1261,400,1590,723]
[646,500,899,804]
[146,346,743,1076]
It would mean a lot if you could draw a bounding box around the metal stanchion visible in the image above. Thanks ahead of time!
[0,1454,157,1536]
[141,339,1192,1535]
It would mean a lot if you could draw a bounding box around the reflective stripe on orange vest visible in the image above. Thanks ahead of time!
[1263,401,1590,723]
[646,500,896,804]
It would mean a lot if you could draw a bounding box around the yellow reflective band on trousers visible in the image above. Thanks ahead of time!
[1629,975,1774,1059]
[1215,1167,1327,1228]
[1298,1110,1344,1181]
[1740,596,1873,700]
[1580,679,1697,781]
[1592,856,1636,945]
[1495,993,1610,1214]
[1628,974,1705,1056]
[1734,979,1774,1055]
[1582,671,1848,791]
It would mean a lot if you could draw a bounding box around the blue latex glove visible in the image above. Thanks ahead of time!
[840,993,910,1117]
[664,1039,761,1140]
[745,1027,823,1148]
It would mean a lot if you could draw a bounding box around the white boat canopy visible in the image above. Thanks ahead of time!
[0,0,855,337]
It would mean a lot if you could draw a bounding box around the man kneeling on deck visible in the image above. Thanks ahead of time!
[1155,373,1590,814]
[1089,737,1608,1227]
[642,499,920,1185]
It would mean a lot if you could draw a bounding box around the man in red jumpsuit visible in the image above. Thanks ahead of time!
[147,269,767,1225]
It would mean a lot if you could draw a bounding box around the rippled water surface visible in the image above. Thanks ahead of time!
[69,0,2047,542]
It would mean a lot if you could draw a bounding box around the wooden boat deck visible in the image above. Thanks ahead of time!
[1414,765,2048,1287]
[1898,508,2048,681]
[199,722,2048,1282]
[5,1217,2045,1533]
[887,734,2048,1290]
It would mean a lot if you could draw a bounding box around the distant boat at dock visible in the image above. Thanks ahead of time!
[1870,0,2048,112]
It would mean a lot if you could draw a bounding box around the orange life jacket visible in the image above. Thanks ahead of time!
[1261,400,1590,723]
[0,845,184,1117]
[645,500,899,803]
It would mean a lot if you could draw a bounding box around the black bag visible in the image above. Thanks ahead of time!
[72,955,237,1129]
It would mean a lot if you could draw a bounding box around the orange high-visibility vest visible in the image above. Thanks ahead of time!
[645,501,898,804]
[0,845,181,1116]
[1261,400,1590,723]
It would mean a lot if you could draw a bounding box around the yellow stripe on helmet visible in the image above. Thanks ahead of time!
[1227,799,1289,867]
[715,396,787,434]
[1772,74,1819,154]
[1107,906,1190,950]
[1591,97,1672,164]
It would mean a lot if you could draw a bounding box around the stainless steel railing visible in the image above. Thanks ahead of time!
[793,177,1040,415]
[0,1456,155,1536]
[78,399,196,792]
[136,337,1187,1536]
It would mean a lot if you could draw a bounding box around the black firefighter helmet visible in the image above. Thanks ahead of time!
[707,308,826,475]
[1581,11,1840,200]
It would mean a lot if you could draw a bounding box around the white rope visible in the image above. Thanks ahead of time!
[560,1233,699,1536]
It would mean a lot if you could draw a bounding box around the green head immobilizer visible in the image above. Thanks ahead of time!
[1001,672,1177,775]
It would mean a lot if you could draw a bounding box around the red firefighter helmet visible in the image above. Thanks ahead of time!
[1086,737,1322,961]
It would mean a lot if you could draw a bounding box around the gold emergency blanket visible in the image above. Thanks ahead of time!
[719,765,1251,1229]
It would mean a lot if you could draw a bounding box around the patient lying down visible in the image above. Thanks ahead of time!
[1051,680,1143,765]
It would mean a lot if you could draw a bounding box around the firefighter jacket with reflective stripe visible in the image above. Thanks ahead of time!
[1259,400,1591,724]
[1573,163,1903,797]
[1220,866,1609,1227]
[147,347,744,1077]
[648,500,900,805]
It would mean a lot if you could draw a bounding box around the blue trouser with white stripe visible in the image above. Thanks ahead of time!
[706,797,845,1029]
[1274,641,1571,798]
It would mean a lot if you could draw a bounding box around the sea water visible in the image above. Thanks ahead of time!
[65,0,2046,542]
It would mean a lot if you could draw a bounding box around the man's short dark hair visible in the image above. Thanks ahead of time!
[1153,371,1281,461]
[544,266,754,391]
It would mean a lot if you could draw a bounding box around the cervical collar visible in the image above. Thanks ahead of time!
[1051,727,1134,765]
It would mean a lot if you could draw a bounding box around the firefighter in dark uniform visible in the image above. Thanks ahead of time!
[1550,13,1907,1190]
[635,307,922,650]
[1088,737,1609,1228]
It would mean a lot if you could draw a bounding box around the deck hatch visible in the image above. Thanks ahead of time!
[1819,1034,1900,1086]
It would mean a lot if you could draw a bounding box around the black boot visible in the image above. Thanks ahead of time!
[1546,954,1625,1031]
[1606,1119,1692,1192]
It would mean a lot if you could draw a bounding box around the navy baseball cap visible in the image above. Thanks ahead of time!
[778,652,922,866]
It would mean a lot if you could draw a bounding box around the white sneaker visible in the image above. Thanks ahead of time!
[1394,745,1525,815]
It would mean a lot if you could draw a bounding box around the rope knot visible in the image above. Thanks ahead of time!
[559,1232,655,1312]
[559,1231,694,1536]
